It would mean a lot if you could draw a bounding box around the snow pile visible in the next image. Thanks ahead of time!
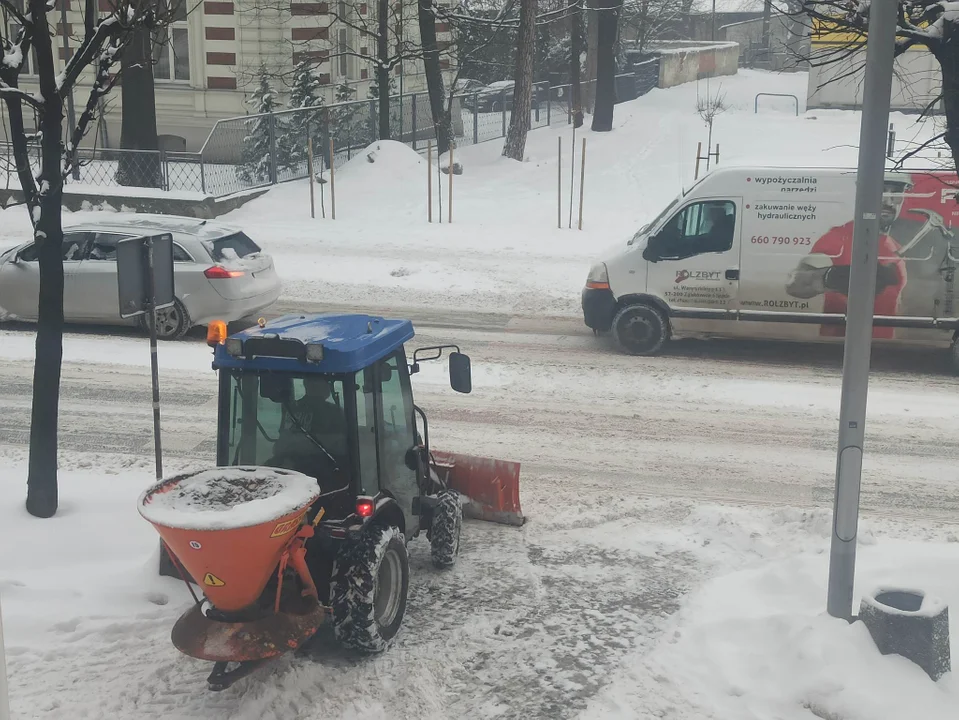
[584,508,959,720]
[138,466,319,530]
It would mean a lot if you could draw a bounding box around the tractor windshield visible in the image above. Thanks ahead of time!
[224,371,351,492]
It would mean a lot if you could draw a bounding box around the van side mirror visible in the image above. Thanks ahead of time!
[449,352,472,394]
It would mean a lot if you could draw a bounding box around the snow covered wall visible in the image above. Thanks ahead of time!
[651,41,741,88]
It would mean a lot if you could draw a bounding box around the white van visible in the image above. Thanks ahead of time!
[582,166,959,368]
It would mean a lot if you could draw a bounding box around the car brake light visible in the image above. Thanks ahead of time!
[356,498,375,518]
[204,266,244,279]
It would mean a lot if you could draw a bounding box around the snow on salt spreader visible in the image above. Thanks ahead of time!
[141,313,523,690]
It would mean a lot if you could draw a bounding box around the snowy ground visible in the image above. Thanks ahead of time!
[1,323,958,719]
[1,70,958,718]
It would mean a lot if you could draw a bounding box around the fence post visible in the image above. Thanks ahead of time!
[547,85,551,126]
[369,99,377,141]
[160,150,169,191]
[268,112,278,185]
[200,157,207,195]
[535,83,540,123]
[473,95,479,144]
[411,93,417,150]
[501,90,507,137]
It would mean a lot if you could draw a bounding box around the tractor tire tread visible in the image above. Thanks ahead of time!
[430,489,462,569]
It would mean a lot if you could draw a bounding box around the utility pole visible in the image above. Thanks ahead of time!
[826,0,899,621]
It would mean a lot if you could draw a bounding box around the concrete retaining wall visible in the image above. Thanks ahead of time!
[649,42,740,88]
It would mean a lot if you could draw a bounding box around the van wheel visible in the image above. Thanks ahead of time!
[949,336,959,375]
[612,304,669,356]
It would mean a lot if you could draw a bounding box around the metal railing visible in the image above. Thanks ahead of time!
[1,62,661,200]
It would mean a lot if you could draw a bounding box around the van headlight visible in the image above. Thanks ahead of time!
[585,263,609,290]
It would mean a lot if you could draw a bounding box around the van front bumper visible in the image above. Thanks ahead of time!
[581,286,617,332]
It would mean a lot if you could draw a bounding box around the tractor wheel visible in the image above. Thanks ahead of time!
[330,525,409,652]
[429,489,462,569]
[612,303,669,356]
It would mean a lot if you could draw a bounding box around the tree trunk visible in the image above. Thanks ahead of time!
[936,39,959,173]
[118,26,161,187]
[591,0,622,132]
[585,2,599,113]
[26,0,66,518]
[503,0,536,161]
[377,0,391,139]
[418,0,451,154]
[570,0,584,128]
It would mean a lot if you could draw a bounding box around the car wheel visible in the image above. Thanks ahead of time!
[612,303,669,356]
[330,525,409,653]
[148,298,191,341]
[429,489,462,569]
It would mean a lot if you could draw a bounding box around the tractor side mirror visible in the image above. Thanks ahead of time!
[449,352,472,394]
[259,374,292,403]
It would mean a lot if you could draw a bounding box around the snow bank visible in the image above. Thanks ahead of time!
[139,466,319,530]
[584,508,959,720]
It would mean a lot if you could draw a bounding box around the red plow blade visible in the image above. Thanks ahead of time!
[431,451,524,526]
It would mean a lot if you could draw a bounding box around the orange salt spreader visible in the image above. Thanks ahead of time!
[144,314,524,691]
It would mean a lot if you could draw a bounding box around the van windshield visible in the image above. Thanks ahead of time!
[629,198,679,245]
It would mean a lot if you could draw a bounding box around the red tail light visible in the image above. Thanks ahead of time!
[204,266,244,279]
[355,498,375,518]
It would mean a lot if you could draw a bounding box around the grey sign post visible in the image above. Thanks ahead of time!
[826,0,900,621]
[117,234,175,482]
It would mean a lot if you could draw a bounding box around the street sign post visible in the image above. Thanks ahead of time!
[826,0,900,621]
[0,593,10,720]
[117,234,175,482]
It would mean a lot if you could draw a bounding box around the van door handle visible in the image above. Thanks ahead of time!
[725,269,739,280]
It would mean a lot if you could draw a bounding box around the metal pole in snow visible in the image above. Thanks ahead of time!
[146,238,163,482]
[826,0,899,622]
[0,592,10,720]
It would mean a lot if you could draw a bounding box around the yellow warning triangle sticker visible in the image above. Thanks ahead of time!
[203,573,226,587]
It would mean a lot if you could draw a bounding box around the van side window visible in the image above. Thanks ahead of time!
[655,201,736,261]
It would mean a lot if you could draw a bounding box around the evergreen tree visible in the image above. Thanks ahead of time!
[239,66,283,183]
[329,81,369,153]
[284,61,326,172]
[367,73,399,139]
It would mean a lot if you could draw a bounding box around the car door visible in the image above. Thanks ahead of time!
[0,234,90,321]
[375,350,419,538]
[645,198,742,333]
[71,232,133,321]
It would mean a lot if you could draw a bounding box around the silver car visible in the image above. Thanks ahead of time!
[0,215,282,339]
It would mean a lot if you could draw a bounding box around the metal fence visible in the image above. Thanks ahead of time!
[2,62,661,200]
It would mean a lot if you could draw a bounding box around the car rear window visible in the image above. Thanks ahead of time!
[207,232,261,261]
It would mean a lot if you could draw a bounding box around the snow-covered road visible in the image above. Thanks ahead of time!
[2,320,959,718]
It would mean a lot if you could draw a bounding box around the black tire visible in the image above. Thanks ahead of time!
[950,336,959,375]
[429,489,462,569]
[147,298,191,341]
[330,525,409,652]
[612,303,669,356]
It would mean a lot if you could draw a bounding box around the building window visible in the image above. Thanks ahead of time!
[154,0,190,81]
[337,28,348,78]
[5,0,36,75]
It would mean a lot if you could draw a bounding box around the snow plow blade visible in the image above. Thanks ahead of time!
[431,451,524,526]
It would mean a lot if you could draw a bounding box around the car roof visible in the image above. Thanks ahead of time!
[67,214,239,240]
[212,314,416,374]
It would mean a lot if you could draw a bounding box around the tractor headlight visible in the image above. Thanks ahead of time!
[306,343,325,363]
[225,338,243,357]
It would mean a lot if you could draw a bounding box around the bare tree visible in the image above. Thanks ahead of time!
[570,0,584,127]
[796,1,959,170]
[591,0,623,131]
[503,0,536,159]
[419,0,452,154]
[0,0,173,517]
[620,0,684,55]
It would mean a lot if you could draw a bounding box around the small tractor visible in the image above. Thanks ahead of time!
[139,313,523,690]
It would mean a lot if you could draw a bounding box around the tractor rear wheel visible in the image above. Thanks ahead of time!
[429,489,462,569]
[330,525,409,652]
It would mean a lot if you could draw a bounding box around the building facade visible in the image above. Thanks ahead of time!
[2,0,454,151]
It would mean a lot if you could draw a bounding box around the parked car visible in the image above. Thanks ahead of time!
[0,215,282,340]
[464,80,548,113]
[452,78,486,96]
